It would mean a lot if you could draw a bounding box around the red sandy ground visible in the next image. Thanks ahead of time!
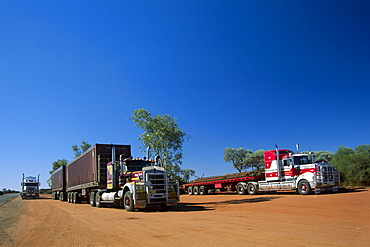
[2,189,369,247]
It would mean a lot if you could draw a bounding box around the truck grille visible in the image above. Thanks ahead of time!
[144,171,168,203]
[316,165,340,185]
[147,173,166,194]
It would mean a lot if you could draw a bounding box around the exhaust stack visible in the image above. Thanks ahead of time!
[146,146,151,160]
[111,144,116,190]
[275,144,282,181]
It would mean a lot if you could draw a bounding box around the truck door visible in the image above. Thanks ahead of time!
[282,159,294,180]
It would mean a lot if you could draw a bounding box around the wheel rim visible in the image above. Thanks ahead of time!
[95,194,100,206]
[90,193,95,205]
[125,196,131,207]
[238,185,243,193]
[188,187,193,195]
[301,184,307,192]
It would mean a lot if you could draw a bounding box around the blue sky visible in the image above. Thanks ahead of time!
[1,1,369,190]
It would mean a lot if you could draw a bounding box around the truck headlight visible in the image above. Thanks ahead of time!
[135,185,145,192]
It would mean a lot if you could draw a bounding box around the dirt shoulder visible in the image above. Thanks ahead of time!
[0,196,25,247]
[2,189,369,247]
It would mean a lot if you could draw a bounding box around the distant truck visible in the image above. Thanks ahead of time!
[184,147,340,195]
[51,143,179,211]
[21,174,40,199]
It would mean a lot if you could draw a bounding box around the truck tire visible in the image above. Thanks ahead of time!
[297,180,312,195]
[193,186,199,195]
[95,192,102,208]
[247,183,258,195]
[73,192,78,204]
[236,183,246,195]
[90,192,96,207]
[199,186,208,195]
[123,191,134,211]
[60,192,64,202]
[187,186,193,195]
[67,193,71,203]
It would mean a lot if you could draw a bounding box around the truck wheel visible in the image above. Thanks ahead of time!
[59,192,64,202]
[237,183,246,195]
[199,186,208,195]
[187,186,193,195]
[90,192,96,207]
[67,193,71,203]
[123,191,134,211]
[193,186,199,195]
[247,183,258,195]
[73,192,79,204]
[297,180,312,195]
[95,192,102,208]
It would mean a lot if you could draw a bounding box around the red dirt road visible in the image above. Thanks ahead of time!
[1,189,369,247]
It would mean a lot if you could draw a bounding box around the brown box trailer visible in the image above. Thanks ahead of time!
[66,144,131,192]
[51,165,66,192]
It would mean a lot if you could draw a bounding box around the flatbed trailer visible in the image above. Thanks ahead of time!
[184,172,265,195]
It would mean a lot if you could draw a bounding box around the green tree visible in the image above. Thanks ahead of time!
[131,108,192,181]
[331,145,370,186]
[224,147,247,172]
[179,169,196,183]
[313,151,334,162]
[47,159,69,187]
[355,144,370,154]
[244,149,265,171]
[72,141,91,158]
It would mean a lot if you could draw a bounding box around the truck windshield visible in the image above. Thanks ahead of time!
[293,156,311,165]
[24,183,39,186]
[126,160,154,172]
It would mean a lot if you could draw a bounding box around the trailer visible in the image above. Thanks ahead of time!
[185,172,264,195]
[184,147,340,195]
[51,166,66,200]
[51,143,179,211]
[21,174,40,199]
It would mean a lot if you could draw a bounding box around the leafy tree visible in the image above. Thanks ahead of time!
[131,108,192,182]
[313,151,334,162]
[72,141,91,158]
[331,145,370,186]
[224,147,247,172]
[355,144,370,154]
[244,149,265,171]
[179,169,196,183]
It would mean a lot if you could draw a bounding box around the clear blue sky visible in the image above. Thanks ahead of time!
[1,1,369,190]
